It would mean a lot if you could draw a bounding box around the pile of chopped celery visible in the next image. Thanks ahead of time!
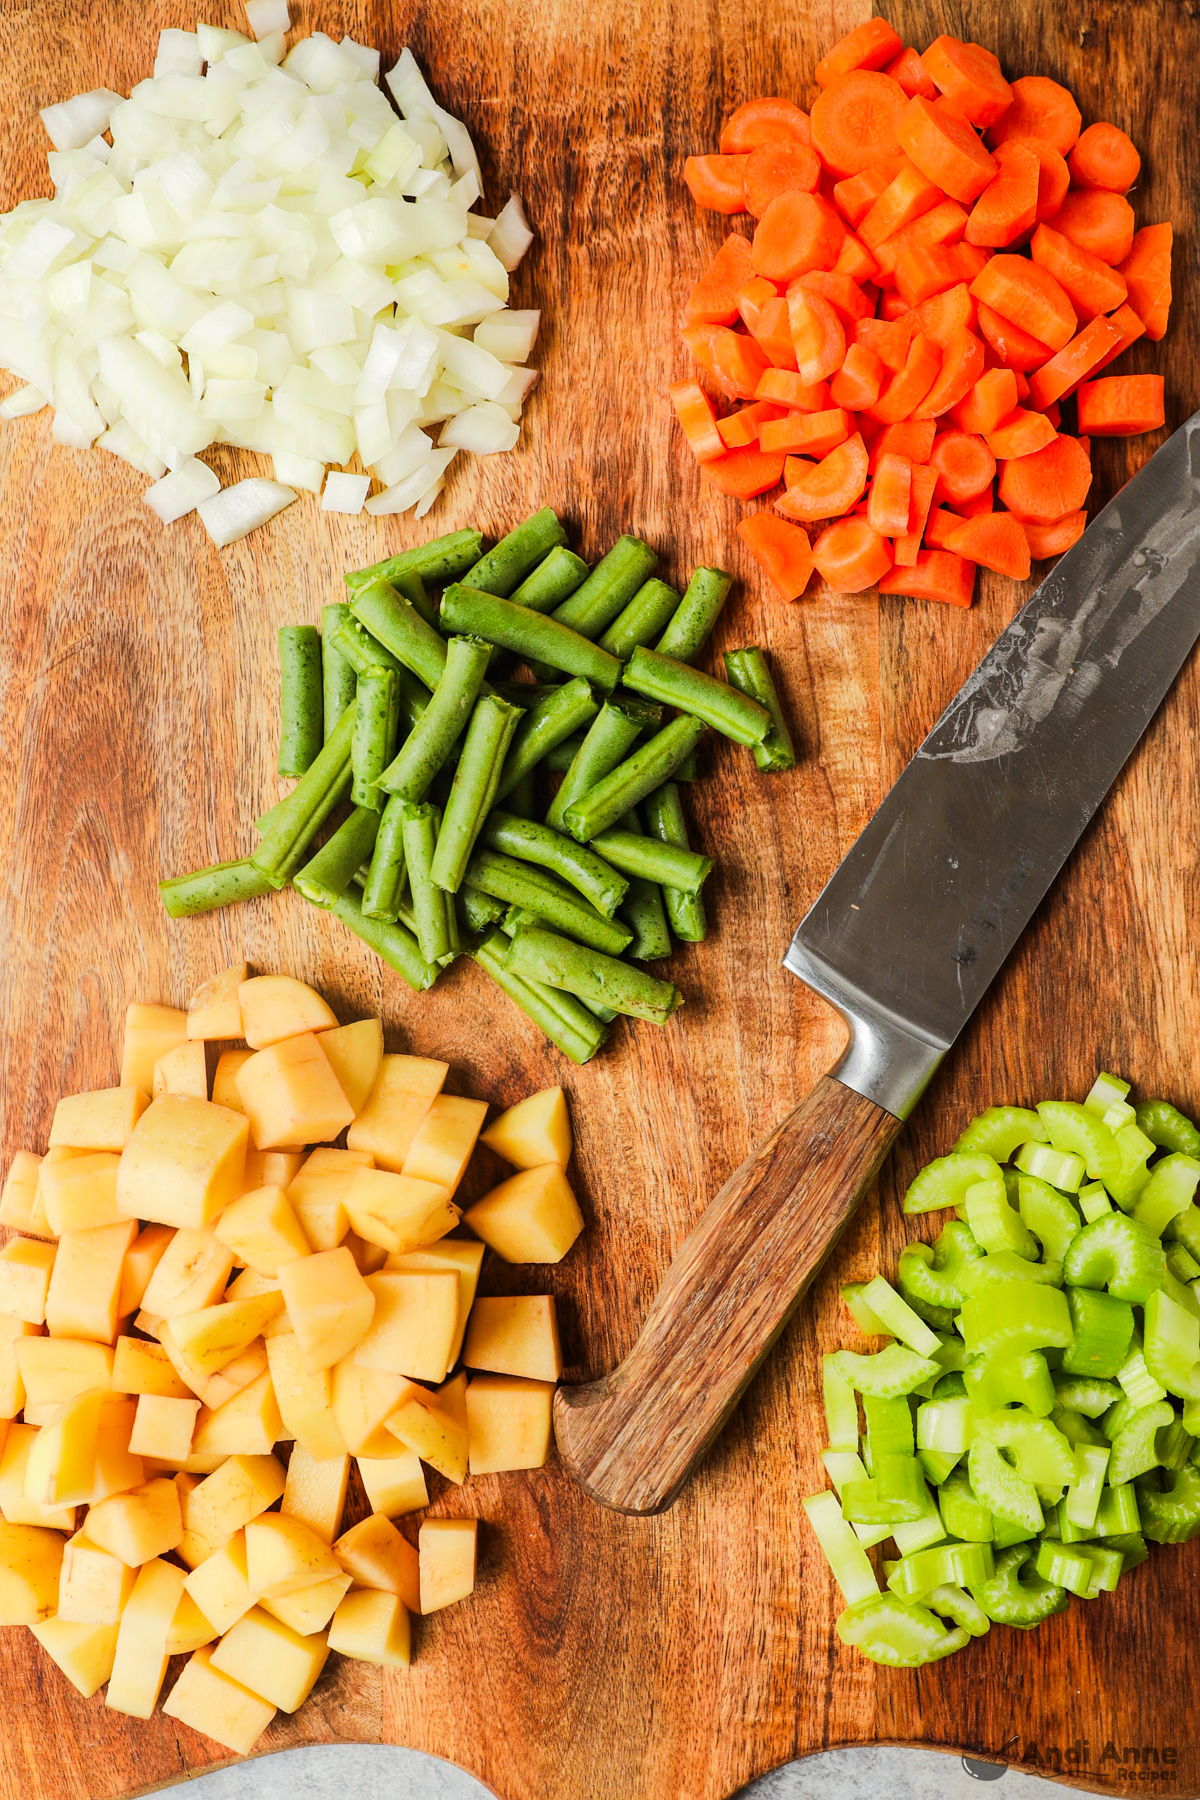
[805,1073,1200,1668]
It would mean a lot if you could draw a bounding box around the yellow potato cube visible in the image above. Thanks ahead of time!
[0,1152,46,1235]
[481,1086,572,1170]
[387,1241,484,1367]
[215,1185,312,1276]
[464,1295,562,1381]
[187,963,248,1041]
[166,1586,218,1654]
[211,1048,253,1113]
[112,1335,191,1399]
[238,974,338,1048]
[174,1472,218,1570]
[343,1230,388,1276]
[153,1040,209,1102]
[343,1166,458,1257]
[86,1477,182,1565]
[334,1512,419,1612]
[385,1371,469,1485]
[51,1086,149,1153]
[188,1454,286,1546]
[130,1394,199,1462]
[402,1095,488,1199]
[0,1236,57,1324]
[0,1313,38,1418]
[46,1220,138,1344]
[106,1556,186,1717]
[357,1448,429,1519]
[282,1444,349,1545]
[317,1018,384,1114]
[347,1054,448,1173]
[264,1333,345,1461]
[327,1585,410,1667]
[120,1003,188,1096]
[466,1373,555,1474]
[463,1164,584,1264]
[198,1339,269,1412]
[191,1370,281,1458]
[354,1272,459,1384]
[0,1424,73,1528]
[279,1247,375,1373]
[118,1224,174,1318]
[163,1643,276,1753]
[212,1603,330,1712]
[419,1516,477,1614]
[117,1096,249,1231]
[260,1570,352,1636]
[91,1396,144,1501]
[224,1266,281,1304]
[142,1227,235,1319]
[24,1390,105,1506]
[330,1357,406,1458]
[244,1147,307,1191]
[183,1531,254,1634]
[58,1529,137,1624]
[0,1519,64,1623]
[288,1147,372,1250]
[236,1034,355,1152]
[245,1512,342,1598]
[16,1335,113,1406]
[169,1296,285,1382]
[38,1152,121,1236]
[30,1618,118,1697]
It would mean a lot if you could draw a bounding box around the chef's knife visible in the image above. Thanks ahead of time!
[554,412,1200,1516]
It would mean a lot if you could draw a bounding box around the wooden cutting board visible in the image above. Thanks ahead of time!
[0,0,1197,1795]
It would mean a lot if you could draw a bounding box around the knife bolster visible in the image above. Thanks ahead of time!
[784,938,944,1120]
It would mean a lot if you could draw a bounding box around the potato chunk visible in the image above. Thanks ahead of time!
[466,1374,556,1474]
[464,1295,563,1381]
[419,1517,477,1614]
[162,1643,276,1753]
[347,1054,447,1171]
[463,1165,584,1263]
[279,1247,374,1373]
[481,1086,572,1170]
[117,1097,249,1231]
[187,963,248,1041]
[235,1034,354,1151]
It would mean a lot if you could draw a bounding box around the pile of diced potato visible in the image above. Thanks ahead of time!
[0,963,584,1754]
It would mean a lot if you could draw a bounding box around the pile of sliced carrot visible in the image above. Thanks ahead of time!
[670,20,1173,606]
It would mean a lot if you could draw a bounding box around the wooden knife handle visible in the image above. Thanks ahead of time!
[553,1074,902,1515]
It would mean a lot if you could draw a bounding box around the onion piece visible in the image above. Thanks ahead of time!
[144,456,220,521]
[0,385,48,420]
[321,470,371,513]
[439,401,520,455]
[245,0,290,40]
[39,89,123,153]
[197,478,296,547]
[488,195,534,272]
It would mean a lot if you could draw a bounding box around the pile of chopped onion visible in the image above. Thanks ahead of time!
[0,5,537,544]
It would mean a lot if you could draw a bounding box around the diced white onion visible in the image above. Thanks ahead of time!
[154,30,203,78]
[489,194,534,272]
[321,470,370,513]
[272,450,326,492]
[144,455,220,521]
[245,0,290,40]
[474,308,540,363]
[439,401,519,455]
[39,89,123,153]
[197,478,296,546]
[0,384,48,420]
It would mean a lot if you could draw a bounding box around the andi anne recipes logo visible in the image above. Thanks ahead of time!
[981,1736,1180,1780]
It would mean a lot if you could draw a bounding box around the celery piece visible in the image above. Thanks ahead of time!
[1080,1542,1126,1593]
[1136,1098,1200,1160]
[1093,1483,1142,1538]
[1166,1242,1200,1283]
[954,1106,1047,1161]
[1119,1337,1170,1408]
[964,1172,1039,1259]
[903,1151,1004,1216]
[1168,1203,1200,1263]
[1085,1071,1132,1115]
[863,1394,914,1459]
[1034,1538,1096,1598]
[1144,1287,1200,1400]
[875,1453,927,1517]
[938,1471,993,1541]
[835,1592,963,1666]
[1060,1286,1134,1379]
[1108,1399,1176,1485]
[832,1344,940,1399]
[1132,1152,1200,1236]
[932,1371,968,1401]
[958,1251,1061,1296]
[1103,1099,1138,1131]
[1064,1441,1110,1531]
[916,1397,973,1455]
[802,1490,879,1604]
[1063,1212,1167,1305]
[888,1540,994,1601]
[927,1582,991,1637]
[1079,1181,1114,1222]
[1017,1174,1081,1274]
[822,1353,860,1452]
[897,1223,983,1320]
[1155,1418,1194,1470]
[918,1449,962,1486]
[1106,1122,1156,1209]
[968,1438,1044,1534]
[1052,1374,1123,1417]
[1013,1139,1086,1193]
[960,1282,1072,1358]
[1134,1465,1200,1543]
[965,1348,1055,1417]
[1104,1530,1149,1568]
[839,1282,889,1335]
[1037,1100,1121,1185]
[1052,1405,1108,1449]
[821,1451,891,1547]
[968,1543,1069,1627]
[860,1276,941,1357]
[978,1409,1078,1489]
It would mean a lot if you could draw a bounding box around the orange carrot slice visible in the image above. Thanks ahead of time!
[812,517,895,591]
[895,241,988,309]
[975,300,1054,370]
[685,234,756,323]
[763,406,854,455]
[984,408,1058,459]
[1053,189,1135,265]
[885,47,939,100]
[870,331,942,422]
[721,98,811,155]
[717,400,788,448]
[684,154,750,213]
[701,444,788,498]
[793,270,872,329]
[682,323,770,399]
[749,295,799,369]
[834,231,880,282]
[1120,224,1173,340]
[942,509,1031,578]
[669,380,725,462]
[929,429,996,503]
[966,141,1039,247]
[873,198,969,283]
[1024,511,1087,558]
[867,450,913,534]
[756,370,832,409]
[969,253,1076,350]
[997,433,1092,522]
[869,418,937,468]
[914,281,976,346]
[735,274,782,334]
[921,37,1013,128]
[896,96,997,203]
[859,159,945,249]
[787,286,848,383]
[1029,223,1127,320]
[879,547,976,606]
[1087,301,1146,375]
[913,324,985,417]
[924,506,969,550]
[737,512,815,599]
[830,342,885,409]
[752,191,844,281]
[855,315,919,372]
[1067,123,1141,194]
[1024,137,1071,222]
[953,366,1018,434]
[987,76,1082,155]
[1027,314,1125,409]
[893,463,941,563]
[816,21,904,89]
[1075,375,1166,436]
[832,157,905,227]
[775,432,870,520]
[811,71,909,178]
[744,142,823,217]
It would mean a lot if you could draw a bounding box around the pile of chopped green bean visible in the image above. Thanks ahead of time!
[159,508,796,1063]
[805,1074,1200,1668]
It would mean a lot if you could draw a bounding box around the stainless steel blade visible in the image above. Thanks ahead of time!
[786,412,1200,1119]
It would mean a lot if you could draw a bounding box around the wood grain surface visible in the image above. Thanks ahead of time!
[0,0,1196,1796]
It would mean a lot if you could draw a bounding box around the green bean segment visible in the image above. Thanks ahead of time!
[562,715,708,843]
[506,924,680,1026]
[361,794,408,923]
[462,507,567,596]
[551,534,658,639]
[598,578,682,660]
[252,703,356,887]
[463,850,632,957]
[654,565,732,663]
[495,678,599,802]
[510,546,592,613]
[545,698,657,833]
[294,806,381,908]
[623,645,772,747]
[379,634,491,803]
[159,856,274,918]
[480,810,628,919]
[429,695,523,893]
[440,584,623,692]
[473,928,607,1064]
[723,646,797,773]
[345,528,483,595]
[642,781,708,941]
[277,625,323,777]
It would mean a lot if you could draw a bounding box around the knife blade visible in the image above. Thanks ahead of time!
[555,412,1200,1516]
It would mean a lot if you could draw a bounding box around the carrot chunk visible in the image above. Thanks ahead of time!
[942,509,1031,578]
[1075,375,1166,436]
[1024,137,1071,222]
[855,315,918,373]
[885,47,939,100]
[749,294,799,369]
[1053,189,1135,265]
[860,159,945,249]
[987,76,1082,155]
[755,370,831,410]
[873,199,969,281]
[1120,224,1173,340]
[834,231,880,282]
[969,253,1076,350]
[966,141,1040,247]
[795,270,875,327]
[685,234,756,324]
[914,281,976,346]
[682,322,770,399]
[1024,511,1087,558]
[896,96,997,203]
[669,380,725,462]
[763,406,854,455]
[816,21,904,89]
[701,444,788,498]
[870,331,942,422]
[1029,223,1127,320]
[744,142,822,217]
[812,517,895,591]
[892,462,941,563]
[997,432,1092,522]
[895,241,987,309]
[953,366,1018,434]
[784,286,845,385]
[832,158,904,227]
[869,418,937,468]
[929,429,996,503]
[1027,314,1125,409]
[913,324,985,417]
[721,98,811,155]
[830,342,884,409]
[775,432,870,520]
[975,300,1053,370]
[752,191,844,282]
[810,71,909,178]
[734,275,779,333]
[879,547,976,606]
[984,409,1058,459]
[717,400,788,448]
[867,451,913,535]
[737,512,815,599]
[1068,123,1141,194]
[1087,301,1147,376]
[921,37,1013,128]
